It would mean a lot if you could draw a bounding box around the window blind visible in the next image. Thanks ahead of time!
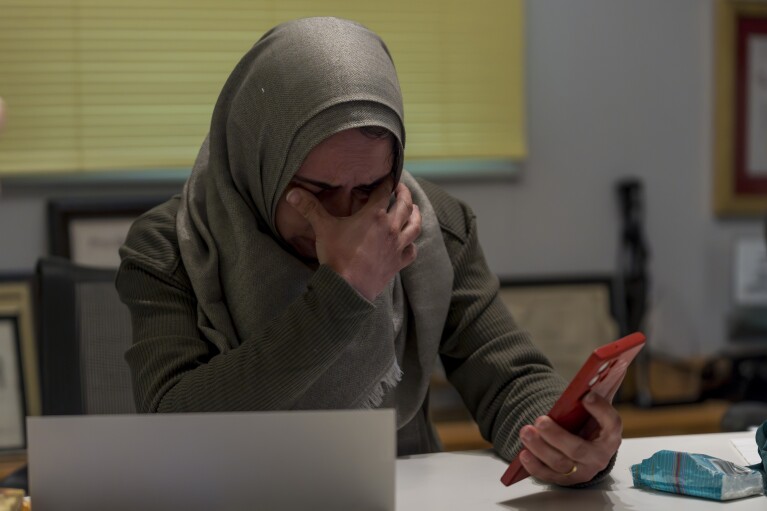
[0,0,526,176]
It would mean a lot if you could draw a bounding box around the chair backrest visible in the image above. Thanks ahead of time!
[36,257,136,415]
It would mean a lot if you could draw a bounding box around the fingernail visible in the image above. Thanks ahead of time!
[520,451,531,464]
[584,392,596,403]
[535,417,548,429]
[286,190,299,205]
[521,429,532,442]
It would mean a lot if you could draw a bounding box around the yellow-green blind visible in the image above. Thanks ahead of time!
[0,0,525,175]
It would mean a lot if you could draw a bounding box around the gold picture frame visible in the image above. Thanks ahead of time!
[428,275,620,451]
[0,317,26,450]
[48,196,167,268]
[714,0,767,216]
[0,280,40,419]
[498,277,619,382]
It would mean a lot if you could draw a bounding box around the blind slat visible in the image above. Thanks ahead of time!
[0,0,526,174]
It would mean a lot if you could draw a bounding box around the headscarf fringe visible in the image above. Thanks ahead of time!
[358,360,404,409]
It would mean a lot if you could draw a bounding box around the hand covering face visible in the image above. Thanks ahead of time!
[177,17,453,422]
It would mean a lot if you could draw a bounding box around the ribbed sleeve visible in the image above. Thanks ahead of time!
[423,182,567,462]
[117,256,374,412]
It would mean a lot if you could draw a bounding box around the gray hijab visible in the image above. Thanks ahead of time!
[177,17,453,428]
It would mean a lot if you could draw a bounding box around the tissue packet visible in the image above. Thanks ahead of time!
[631,450,764,501]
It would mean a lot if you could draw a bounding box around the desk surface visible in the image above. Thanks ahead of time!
[396,432,763,510]
[2,432,762,509]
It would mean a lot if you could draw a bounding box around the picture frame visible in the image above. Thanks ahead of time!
[732,235,767,306]
[429,274,621,442]
[0,316,26,451]
[0,277,39,426]
[714,0,767,216]
[48,196,168,268]
[497,275,619,382]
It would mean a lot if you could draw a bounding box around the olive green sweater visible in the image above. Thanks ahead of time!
[117,179,568,462]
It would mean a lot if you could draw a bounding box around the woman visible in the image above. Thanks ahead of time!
[117,17,620,486]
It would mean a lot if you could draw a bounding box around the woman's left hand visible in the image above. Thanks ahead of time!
[517,392,622,486]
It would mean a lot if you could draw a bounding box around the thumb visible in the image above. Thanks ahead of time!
[286,188,331,228]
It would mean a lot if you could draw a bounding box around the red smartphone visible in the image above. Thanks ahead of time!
[500,332,646,486]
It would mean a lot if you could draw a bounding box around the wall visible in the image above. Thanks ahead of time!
[0,0,760,357]
[441,0,762,358]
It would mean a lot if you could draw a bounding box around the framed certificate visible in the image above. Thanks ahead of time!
[0,317,25,451]
[0,276,37,451]
[733,235,767,306]
[714,0,767,215]
[48,196,167,268]
[498,276,619,382]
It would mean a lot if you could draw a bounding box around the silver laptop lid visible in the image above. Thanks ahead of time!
[28,409,395,511]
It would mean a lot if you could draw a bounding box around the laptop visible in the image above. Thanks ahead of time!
[27,409,395,511]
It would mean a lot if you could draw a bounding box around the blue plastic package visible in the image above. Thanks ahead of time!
[631,450,764,501]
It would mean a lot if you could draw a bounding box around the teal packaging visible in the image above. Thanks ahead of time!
[631,450,764,501]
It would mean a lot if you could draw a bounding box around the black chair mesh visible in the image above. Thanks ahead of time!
[76,281,136,414]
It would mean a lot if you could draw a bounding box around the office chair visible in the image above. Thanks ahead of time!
[36,256,136,415]
[0,258,138,493]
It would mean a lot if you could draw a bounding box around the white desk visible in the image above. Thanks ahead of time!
[396,432,763,510]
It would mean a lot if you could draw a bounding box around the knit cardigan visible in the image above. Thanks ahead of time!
[117,178,571,463]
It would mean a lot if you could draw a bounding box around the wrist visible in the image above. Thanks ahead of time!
[336,268,378,302]
[311,265,377,314]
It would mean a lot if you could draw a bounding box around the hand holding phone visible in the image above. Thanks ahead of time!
[500,332,646,486]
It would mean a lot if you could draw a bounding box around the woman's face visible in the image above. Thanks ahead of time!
[275,128,395,260]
